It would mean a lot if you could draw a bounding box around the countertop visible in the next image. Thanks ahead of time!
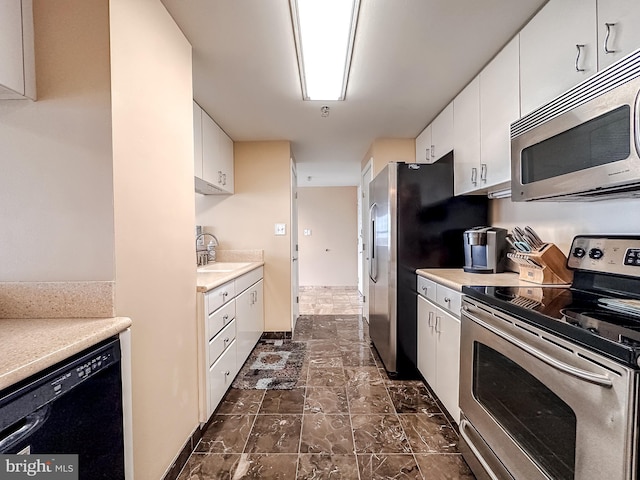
[196,262,264,293]
[0,316,131,391]
[416,268,559,291]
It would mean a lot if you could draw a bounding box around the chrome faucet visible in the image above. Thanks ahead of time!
[196,233,219,266]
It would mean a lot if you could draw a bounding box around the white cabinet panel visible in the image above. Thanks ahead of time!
[431,102,454,162]
[197,107,234,194]
[417,296,436,386]
[415,124,432,164]
[433,304,461,424]
[480,36,520,190]
[597,0,640,70]
[453,77,481,195]
[208,341,237,414]
[236,279,264,368]
[417,276,437,302]
[520,0,597,116]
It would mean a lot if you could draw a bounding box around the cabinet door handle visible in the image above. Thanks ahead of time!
[222,173,227,185]
[604,23,616,54]
[435,316,441,333]
[471,167,478,186]
[430,144,435,160]
[425,148,430,161]
[480,163,487,182]
[575,44,585,72]
[428,311,434,327]
[218,170,223,184]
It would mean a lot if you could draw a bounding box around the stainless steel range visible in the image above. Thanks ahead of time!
[460,235,640,480]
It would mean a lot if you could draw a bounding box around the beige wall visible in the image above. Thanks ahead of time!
[298,187,358,287]
[196,141,293,332]
[360,138,416,179]
[491,197,640,254]
[109,1,198,479]
[0,0,114,281]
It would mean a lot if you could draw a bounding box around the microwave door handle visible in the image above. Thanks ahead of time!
[369,203,377,282]
[462,306,613,388]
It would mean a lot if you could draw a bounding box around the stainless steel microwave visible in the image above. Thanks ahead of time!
[511,48,640,201]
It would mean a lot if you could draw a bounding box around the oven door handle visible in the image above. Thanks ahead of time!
[459,419,502,480]
[462,306,614,388]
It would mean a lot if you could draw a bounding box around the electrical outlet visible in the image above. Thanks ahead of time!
[304,229,312,236]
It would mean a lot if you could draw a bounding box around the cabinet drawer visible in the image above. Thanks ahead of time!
[235,266,263,293]
[205,281,236,315]
[417,276,437,302]
[207,299,235,340]
[436,284,461,317]
[208,340,237,413]
[209,319,236,367]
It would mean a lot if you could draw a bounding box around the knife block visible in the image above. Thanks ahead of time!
[507,243,573,285]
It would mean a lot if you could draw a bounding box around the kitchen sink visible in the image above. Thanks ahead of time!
[196,262,252,273]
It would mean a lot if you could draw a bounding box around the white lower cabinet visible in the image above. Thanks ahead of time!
[198,266,264,421]
[235,278,264,369]
[208,340,237,414]
[417,282,462,424]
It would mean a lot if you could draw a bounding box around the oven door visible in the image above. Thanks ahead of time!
[511,73,640,201]
[459,297,638,480]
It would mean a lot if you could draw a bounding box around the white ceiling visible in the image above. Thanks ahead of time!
[161,0,548,187]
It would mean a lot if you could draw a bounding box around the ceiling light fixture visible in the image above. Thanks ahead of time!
[290,0,361,101]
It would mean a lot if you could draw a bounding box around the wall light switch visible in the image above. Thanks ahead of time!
[303,229,312,236]
[275,223,286,235]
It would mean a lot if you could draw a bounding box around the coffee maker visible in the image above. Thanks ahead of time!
[463,226,508,273]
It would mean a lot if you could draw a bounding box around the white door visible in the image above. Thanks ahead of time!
[359,159,373,321]
[290,160,299,331]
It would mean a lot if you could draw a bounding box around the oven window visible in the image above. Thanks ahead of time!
[521,105,630,184]
[473,343,576,480]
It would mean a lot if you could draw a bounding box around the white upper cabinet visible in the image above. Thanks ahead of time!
[597,0,640,70]
[194,102,234,195]
[415,102,453,165]
[520,0,597,116]
[0,0,35,100]
[415,124,432,164]
[479,36,520,190]
[430,102,454,162]
[453,77,481,195]
[193,101,203,179]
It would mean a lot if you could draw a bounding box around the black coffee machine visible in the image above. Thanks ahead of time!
[463,226,508,273]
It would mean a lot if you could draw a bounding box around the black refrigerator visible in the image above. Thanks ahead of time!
[368,156,487,377]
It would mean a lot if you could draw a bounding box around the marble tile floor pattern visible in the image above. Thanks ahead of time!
[178,287,475,479]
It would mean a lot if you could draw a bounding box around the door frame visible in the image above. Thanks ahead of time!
[359,158,373,321]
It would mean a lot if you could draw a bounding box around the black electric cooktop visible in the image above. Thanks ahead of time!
[463,283,640,368]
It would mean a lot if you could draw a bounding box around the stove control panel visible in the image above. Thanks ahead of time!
[568,236,640,277]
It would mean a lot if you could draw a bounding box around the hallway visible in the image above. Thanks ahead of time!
[178,287,474,479]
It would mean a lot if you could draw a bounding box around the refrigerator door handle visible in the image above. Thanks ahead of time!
[369,203,377,282]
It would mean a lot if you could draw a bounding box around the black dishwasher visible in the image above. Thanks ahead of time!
[0,337,125,479]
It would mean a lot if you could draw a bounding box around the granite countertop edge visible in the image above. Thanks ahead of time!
[196,262,265,292]
[0,316,132,392]
[416,268,539,291]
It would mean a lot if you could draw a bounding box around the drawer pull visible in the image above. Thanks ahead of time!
[224,371,230,376]
[422,286,429,293]
[444,297,451,303]
[223,337,230,344]
[223,314,229,323]
[222,291,228,298]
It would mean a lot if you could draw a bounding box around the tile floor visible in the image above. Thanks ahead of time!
[178,287,475,479]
